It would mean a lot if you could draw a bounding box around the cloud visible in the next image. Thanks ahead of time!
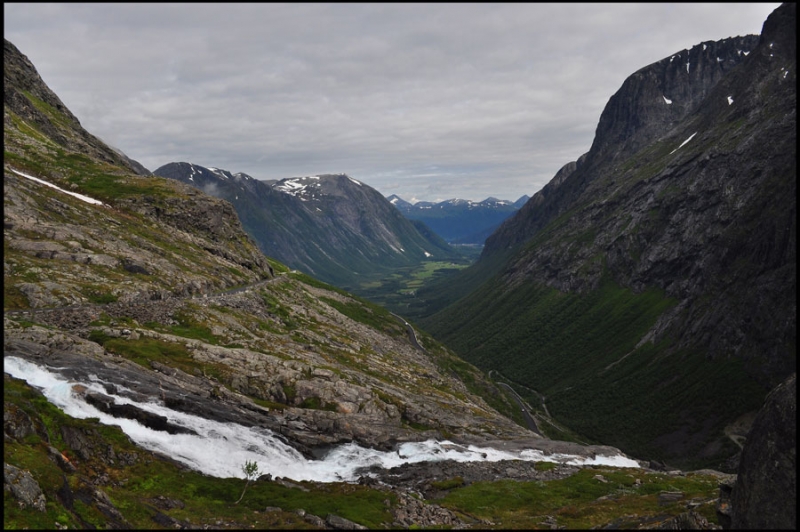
[4,3,780,201]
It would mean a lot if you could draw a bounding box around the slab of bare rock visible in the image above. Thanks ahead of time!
[4,462,46,512]
[326,513,368,530]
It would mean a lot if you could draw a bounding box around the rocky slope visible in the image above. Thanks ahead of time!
[420,4,795,470]
[4,39,149,176]
[153,163,460,291]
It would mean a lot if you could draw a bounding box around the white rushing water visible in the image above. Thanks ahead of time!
[4,356,640,481]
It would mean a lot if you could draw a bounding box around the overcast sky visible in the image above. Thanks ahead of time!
[4,3,779,202]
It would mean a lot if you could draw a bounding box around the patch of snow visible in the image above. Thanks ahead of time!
[686,62,690,74]
[743,51,749,56]
[717,57,723,63]
[669,132,698,155]
[424,251,432,257]
[347,176,362,186]
[8,168,105,205]
[662,95,672,105]
[703,44,707,51]
[727,96,734,105]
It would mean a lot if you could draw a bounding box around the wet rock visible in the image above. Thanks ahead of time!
[84,391,198,435]
[4,462,46,512]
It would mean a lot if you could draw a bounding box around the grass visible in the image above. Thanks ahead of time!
[422,268,766,468]
[3,375,396,530]
[438,467,721,529]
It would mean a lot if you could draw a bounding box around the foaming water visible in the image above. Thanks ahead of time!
[4,356,639,480]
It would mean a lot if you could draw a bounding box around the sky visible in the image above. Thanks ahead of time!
[4,3,780,203]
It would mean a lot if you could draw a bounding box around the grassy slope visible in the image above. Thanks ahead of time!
[422,269,766,469]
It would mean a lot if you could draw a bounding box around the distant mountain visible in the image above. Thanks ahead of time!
[417,5,795,471]
[154,164,460,289]
[387,194,529,245]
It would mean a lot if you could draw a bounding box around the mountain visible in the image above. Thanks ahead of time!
[1,36,619,528]
[387,194,529,245]
[418,4,796,471]
[4,40,150,176]
[154,163,460,290]
[3,24,788,529]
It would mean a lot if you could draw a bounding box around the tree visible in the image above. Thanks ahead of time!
[235,460,260,504]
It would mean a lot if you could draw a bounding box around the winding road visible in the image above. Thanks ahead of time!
[495,380,542,436]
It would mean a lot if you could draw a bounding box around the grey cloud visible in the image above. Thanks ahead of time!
[4,3,780,202]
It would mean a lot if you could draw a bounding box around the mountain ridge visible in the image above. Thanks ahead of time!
[418,7,795,470]
[388,194,530,245]
[154,163,461,290]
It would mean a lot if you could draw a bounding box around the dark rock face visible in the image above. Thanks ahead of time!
[422,3,796,467]
[730,373,796,529]
[484,35,759,256]
[588,35,759,166]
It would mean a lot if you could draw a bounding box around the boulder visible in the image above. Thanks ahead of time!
[4,462,46,512]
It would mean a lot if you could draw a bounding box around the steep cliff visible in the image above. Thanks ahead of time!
[421,4,796,469]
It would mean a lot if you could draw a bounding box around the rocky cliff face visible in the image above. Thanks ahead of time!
[422,3,795,469]
[484,34,760,256]
[154,163,460,290]
[730,373,796,529]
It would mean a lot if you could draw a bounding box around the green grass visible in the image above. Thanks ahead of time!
[3,375,395,530]
[438,467,721,529]
[422,269,766,468]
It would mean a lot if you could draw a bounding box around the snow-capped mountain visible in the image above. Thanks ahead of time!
[154,164,459,289]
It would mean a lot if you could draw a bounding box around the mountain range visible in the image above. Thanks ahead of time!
[153,163,461,291]
[387,194,530,245]
[3,3,795,528]
[415,5,796,471]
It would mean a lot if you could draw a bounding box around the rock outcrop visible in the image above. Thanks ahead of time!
[730,373,796,529]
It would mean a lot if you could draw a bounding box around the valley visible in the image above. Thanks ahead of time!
[4,3,796,529]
